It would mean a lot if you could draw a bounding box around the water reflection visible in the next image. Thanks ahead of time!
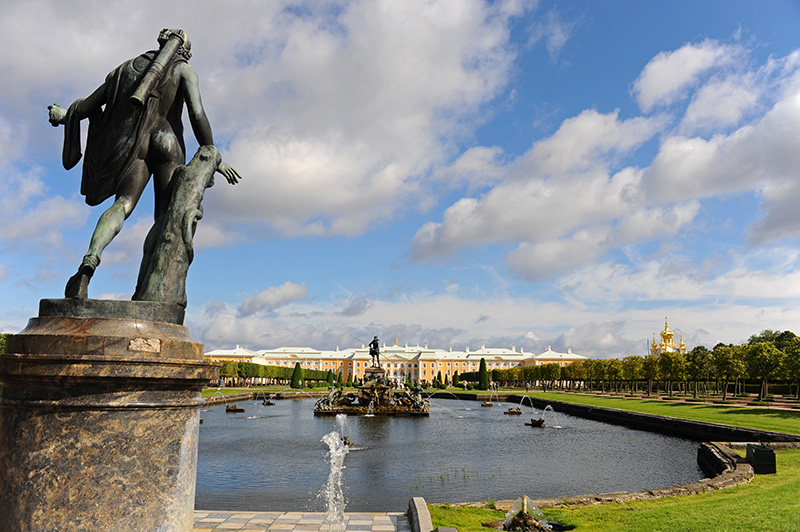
[196,398,703,512]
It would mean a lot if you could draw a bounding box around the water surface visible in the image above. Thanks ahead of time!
[196,397,703,511]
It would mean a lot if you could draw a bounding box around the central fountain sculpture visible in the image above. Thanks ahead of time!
[315,338,429,416]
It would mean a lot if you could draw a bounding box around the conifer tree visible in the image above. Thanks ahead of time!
[479,358,489,390]
[290,362,304,389]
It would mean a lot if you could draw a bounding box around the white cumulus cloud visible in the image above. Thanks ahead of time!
[239,281,309,316]
[633,39,739,112]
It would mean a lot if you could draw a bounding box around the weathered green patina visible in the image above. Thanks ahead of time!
[49,29,240,308]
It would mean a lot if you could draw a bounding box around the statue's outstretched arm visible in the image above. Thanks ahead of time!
[48,83,107,126]
[181,64,241,185]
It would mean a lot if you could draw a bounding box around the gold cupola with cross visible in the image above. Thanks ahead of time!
[649,317,686,355]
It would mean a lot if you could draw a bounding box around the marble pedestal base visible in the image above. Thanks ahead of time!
[0,299,219,532]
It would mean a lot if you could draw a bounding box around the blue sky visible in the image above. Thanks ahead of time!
[3,0,800,357]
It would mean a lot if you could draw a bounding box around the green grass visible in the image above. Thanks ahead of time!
[202,388,252,396]
[431,449,800,532]
[526,392,800,435]
[429,503,505,532]
[201,386,354,397]
[545,448,800,531]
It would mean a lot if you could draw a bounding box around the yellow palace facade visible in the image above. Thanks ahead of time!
[205,339,588,382]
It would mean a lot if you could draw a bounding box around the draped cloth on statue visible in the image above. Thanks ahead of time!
[61,51,188,206]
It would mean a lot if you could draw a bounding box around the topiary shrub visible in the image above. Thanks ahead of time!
[478,358,489,390]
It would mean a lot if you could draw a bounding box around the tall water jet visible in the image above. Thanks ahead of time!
[321,429,350,532]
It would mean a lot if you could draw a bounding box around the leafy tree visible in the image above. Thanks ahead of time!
[687,346,712,398]
[747,330,798,350]
[711,344,743,401]
[436,370,443,387]
[540,363,561,391]
[478,358,489,390]
[326,369,335,386]
[642,355,660,396]
[520,364,537,384]
[219,360,239,379]
[290,362,304,389]
[566,359,588,391]
[622,355,643,394]
[0,333,9,354]
[659,351,687,396]
[746,341,784,401]
[783,337,800,399]
[748,329,781,345]
[242,362,261,379]
[774,330,799,351]
[591,359,608,392]
[452,371,460,387]
[606,359,624,393]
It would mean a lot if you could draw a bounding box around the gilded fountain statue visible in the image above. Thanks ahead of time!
[314,336,429,416]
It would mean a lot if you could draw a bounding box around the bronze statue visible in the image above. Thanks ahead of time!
[48,29,240,300]
[368,336,380,367]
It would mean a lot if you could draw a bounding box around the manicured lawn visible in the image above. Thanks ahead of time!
[526,392,800,435]
[429,504,505,532]
[201,388,254,396]
[201,386,351,397]
[431,449,800,532]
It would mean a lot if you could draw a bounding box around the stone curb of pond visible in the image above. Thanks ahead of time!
[446,441,770,511]
[407,497,434,532]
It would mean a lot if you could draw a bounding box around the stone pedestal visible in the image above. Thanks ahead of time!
[0,299,219,532]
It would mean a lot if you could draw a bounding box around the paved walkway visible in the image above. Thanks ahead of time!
[193,511,410,532]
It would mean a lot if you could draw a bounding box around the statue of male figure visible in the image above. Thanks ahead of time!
[369,336,380,367]
[49,28,240,298]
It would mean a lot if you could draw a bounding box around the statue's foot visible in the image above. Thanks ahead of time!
[64,254,100,299]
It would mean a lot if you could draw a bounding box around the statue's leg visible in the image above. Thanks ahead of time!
[65,161,149,298]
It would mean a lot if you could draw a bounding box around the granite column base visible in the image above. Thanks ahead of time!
[0,299,220,532]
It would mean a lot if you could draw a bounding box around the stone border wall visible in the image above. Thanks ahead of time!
[519,442,754,508]
[407,496,434,532]
[427,393,800,510]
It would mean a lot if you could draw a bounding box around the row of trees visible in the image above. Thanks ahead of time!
[461,360,563,390]
[218,361,336,388]
[456,330,800,401]
[561,329,800,401]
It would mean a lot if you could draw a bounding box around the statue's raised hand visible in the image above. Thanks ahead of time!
[48,104,66,127]
[216,161,241,185]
